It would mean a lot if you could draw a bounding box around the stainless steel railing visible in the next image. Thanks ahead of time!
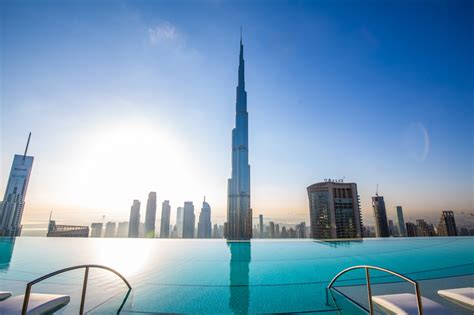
[21,264,132,315]
[327,265,423,315]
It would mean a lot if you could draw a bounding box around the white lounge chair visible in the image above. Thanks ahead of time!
[0,291,12,301]
[438,287,474,309]
[372,293,454,315]
[0,293,70,315]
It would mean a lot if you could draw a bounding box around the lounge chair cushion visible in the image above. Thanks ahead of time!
[438,287,474,309]
[0,291,12,301]
[0,293,70,315]
[372,293,454,315]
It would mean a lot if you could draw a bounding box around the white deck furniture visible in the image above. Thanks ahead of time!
[0,293,70,315]
[438,287,474,309]
[0,291,12,301]
[372,293,454,315]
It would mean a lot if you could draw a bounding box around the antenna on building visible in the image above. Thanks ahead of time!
[23,132,31,161]
[204,195,206,202]
[49,211,52,222]
[376,184,379,196]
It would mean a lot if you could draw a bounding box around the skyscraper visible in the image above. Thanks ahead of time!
[90,223,103,237]
[144,192,157,238]
[395,206,407,237]
[104,222,116,237]
[269,221,275,238]
[437,211,458,236]
[307,181,363,239]
[160,200,171,238]
[259,214,263,238]
[197,197,212,238]
[372,195,389,237]
[182,201,195,238]
[128,200,140,238]
[406,222,417,237]
[388,220,394,236]
[176,206,183,238]
[117,222,129,237]
[225,34,252,240]
[0,133,34,236]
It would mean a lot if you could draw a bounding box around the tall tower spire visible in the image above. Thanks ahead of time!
[226,32,252,240]
[23,132,31,161]
[238,31,245,91]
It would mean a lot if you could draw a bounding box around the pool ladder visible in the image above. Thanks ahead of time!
[326,265,423,315]
[21,264,132,315]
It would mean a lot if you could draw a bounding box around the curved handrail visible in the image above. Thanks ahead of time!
[22,264,132,315]
[326,265,423,315]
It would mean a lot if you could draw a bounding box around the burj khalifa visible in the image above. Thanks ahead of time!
[225,34,252,240]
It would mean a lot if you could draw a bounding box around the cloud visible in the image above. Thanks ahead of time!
[148,22,177,45]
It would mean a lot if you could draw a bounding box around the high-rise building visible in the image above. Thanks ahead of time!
[176,207,183,238]
[0,133,34,236]
[259,214,263,238]
[275,224,280,238]
[269,222,275,238]
[128,200,140,238]
[144,192,157,238]
[416,219,436,236]
[197,197,212,238]
[372,195,389,237]
[225,35,252,240]
[296,222,306,238]
[406,222,417,237]
[117,222,128,237]
[160,200,171,238]
[47,220,89,237]
[104,222,116,238]
[388,220,394,236]
[182,201,195,238]
[90,223,103,237]
[437,210,458,236]
[395,206,407,237]
[307,181,363,239]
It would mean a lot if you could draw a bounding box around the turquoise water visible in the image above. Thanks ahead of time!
[1,237,473,314]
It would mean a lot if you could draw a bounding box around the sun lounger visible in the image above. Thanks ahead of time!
[372,293,454,315]
[0,293,70,315]
[0,291,12,301]
[438,287,474,309]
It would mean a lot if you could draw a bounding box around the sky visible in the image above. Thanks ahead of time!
[1,0,473,231]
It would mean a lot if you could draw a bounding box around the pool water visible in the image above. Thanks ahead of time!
[1,237,473,314]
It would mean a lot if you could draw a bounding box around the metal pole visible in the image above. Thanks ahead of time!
[365,267,374,315]
[80,266,89,314]
[414,282,424,315]
[21,284,32,315]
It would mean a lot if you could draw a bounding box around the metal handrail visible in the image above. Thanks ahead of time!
[327,265,423,315]
[21,264,132,315]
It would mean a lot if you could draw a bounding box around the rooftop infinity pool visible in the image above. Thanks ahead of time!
[1,237,473,314]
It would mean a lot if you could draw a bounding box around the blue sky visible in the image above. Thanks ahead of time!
[1,0,473,228]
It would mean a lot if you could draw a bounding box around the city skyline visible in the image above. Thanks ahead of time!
[1,1,473,230]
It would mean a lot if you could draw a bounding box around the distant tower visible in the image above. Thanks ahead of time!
[176,207,183,238]
[0,133,34,236]
[307,181,363,239]
[372,192,389,237]
[128,200,141,238]
[437,210,458,236]
[182,201,195,238]
[395,206,407,236]
[160,200,171,238]
[225,33,252,240]
[144,192,157,238]
[104,222,116,238]
[90,223,103,238]
[197,197,212,238]
[259,214,263,237]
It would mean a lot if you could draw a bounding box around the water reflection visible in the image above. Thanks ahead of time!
[228,241,251,314]
[0,237,16,271]
[314,239,363,247]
